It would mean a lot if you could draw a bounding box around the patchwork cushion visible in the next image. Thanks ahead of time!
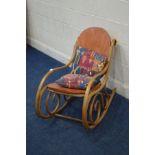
[73,47,107,76]
[55,74,98,89]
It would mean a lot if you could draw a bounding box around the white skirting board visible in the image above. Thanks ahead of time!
[27,37,129,98]
[27,37,69,64]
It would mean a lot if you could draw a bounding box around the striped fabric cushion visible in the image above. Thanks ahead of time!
[55,47,107,89]
[55,74,97,89]
[72,47,107,76]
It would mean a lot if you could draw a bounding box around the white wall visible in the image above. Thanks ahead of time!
[27,0,129,98]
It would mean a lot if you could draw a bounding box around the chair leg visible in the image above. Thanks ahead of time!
[35,86,73,119]
[82,88,116,129]
[36,85,52,119]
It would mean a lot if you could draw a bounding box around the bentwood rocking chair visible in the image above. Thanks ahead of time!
[35,27,117,128]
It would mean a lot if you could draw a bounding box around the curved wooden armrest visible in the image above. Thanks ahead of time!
[36,65,69,100]
[85,38,116,95]
[36,42,78,104]
[85,64,109,97]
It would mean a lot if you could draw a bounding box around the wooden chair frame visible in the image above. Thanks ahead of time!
[35,28,117,129]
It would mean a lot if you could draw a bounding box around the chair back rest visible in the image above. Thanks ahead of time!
[77,27,111,57]
[72,27,112,76]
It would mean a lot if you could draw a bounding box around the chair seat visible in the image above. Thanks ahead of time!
[47,83,85,96]
[47,83,101,96]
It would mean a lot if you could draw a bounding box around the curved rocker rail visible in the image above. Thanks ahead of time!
[35,34,117,128]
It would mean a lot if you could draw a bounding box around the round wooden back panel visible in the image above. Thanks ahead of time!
[77,27,111,57]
